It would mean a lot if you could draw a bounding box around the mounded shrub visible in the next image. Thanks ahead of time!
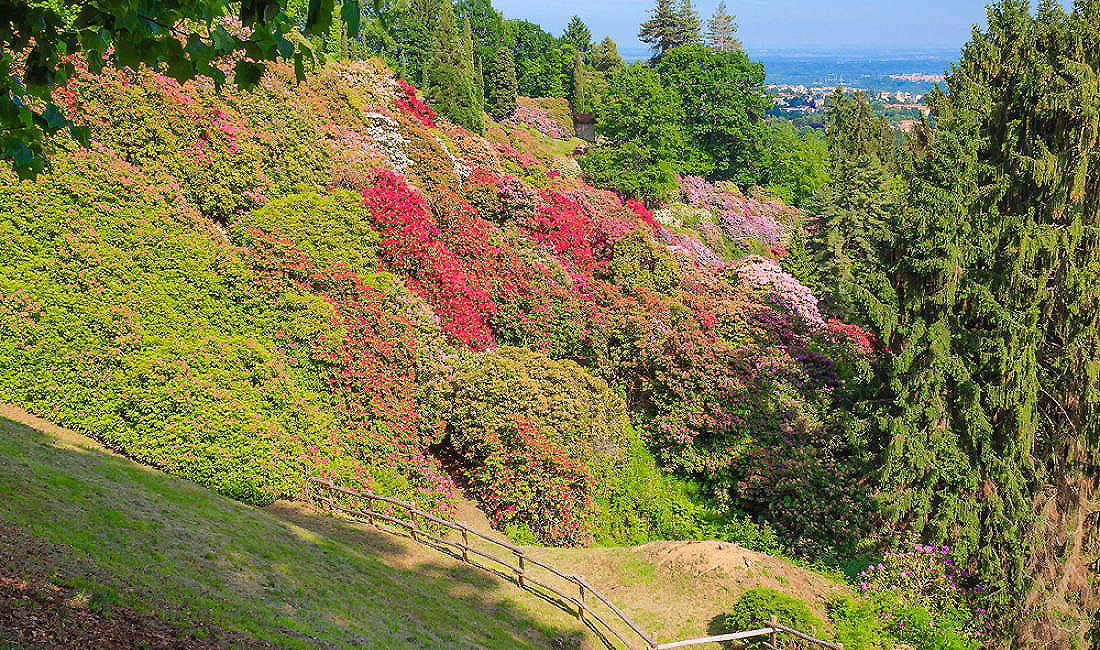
[726,588,825,646]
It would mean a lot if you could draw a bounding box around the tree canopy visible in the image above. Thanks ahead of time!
[656,43,770,185]
[1,0,357,177]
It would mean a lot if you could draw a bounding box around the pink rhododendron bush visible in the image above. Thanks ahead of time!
[1,57,886,557]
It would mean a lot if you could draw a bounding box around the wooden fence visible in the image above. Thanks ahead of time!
[304,477,842,650]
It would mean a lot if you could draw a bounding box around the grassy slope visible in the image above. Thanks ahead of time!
[0,404,845,648]
[0,405,588,650]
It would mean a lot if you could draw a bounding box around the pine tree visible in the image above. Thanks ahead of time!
[425,1,484,133]
[561,16,592,53]
[674,0,701,47]
[880,1,1099,644]
[809,89,898,331]
[570,52,586,113]
[486,43,517,120]
[589,36,625,73]
[705,1,741,52]
[638,0,683,60]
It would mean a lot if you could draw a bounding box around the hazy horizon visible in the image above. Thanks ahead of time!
[492,1,1074,55]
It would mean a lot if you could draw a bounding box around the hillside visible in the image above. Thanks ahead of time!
[0,404,846,648]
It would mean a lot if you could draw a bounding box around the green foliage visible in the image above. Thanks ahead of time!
[607,230,679,293]
[425,1,484,133]
[759,121,830,208]
[638,0,701,61]
[589,37,625,73]
[656,44,770,185]
[581,64,704,201]
[808,89,898,332]
[1,0,351,177]
[487,45,518,120]
[705,1,741,52]
[232,190,382,277]
[432,346,631,464]
[879,1,1100,641]
[827,593,979,650]
[726,588,824,645]
[0,153,337,503]
[561,16,593,53]
[507,20,560,97]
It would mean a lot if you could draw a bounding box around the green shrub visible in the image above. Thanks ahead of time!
[232,190,381,278]
[726,588,824,646]
[433,346,631,463]
[0,153,337,502]
[607,231,679,294]
[826,593,981,650]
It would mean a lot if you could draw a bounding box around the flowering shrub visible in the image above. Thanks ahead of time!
[856,545,991,646]
[243,228,456,514]
[679,175,790,248]
[430,347,632,544]
[827,318,878,356]
[730,255,827,332]
[58,61,270,222]
[393,78,437,128]
[504,102,568,139]
[523,189,605,274]
[460,417,594,546]
[342,168,495,349]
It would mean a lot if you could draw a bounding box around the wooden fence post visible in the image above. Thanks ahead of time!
[769,616,778,649]
[460,527,469,563]
[365,494,375,527]
[576,578,585,623]
[516,550,526,588]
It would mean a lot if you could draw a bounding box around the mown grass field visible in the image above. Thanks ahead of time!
[0,406,590,649]
[0,404,846,648]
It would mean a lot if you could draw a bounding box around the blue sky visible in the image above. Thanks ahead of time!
[491,1,1068,55]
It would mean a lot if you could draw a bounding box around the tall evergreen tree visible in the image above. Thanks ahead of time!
[674,0,702,47]
[561,16,593,53]
[425,0,483,133]
[486,43,518,119]
[461,15,486,112]
[638,0,684,60]
[570,52,587,113]
[705,1,741,52]
[589,36,625,73]
[808,89,898,331]
[880,1,1099,645]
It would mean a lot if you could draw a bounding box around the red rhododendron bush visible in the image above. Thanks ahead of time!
[0,58,879,553]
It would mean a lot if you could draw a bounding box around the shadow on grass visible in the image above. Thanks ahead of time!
[0,413,589,649]
[267,500,620,649]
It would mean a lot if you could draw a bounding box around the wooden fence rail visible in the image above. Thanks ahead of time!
[304,477,841,650]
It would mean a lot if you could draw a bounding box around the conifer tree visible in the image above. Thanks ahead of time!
[674,0,702,47]
[705,1,742,52]
[561,16,593,53]
[809,89,898,331]
[570,52,587,113]
[462,15,486,112]
[487,43,518,120]
[880,1,1099,644]
[638,0,685,60]
[590,36,625,73]
[425,0,484,133]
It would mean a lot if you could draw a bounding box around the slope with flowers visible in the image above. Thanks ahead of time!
[1,57,880,563]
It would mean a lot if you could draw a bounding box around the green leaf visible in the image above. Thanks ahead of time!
[234,60,265,88]
[305,0,335,36]
[38,104,68,132]
[341,0,361,37]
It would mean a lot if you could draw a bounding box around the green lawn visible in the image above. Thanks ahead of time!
[0,411,584,649]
